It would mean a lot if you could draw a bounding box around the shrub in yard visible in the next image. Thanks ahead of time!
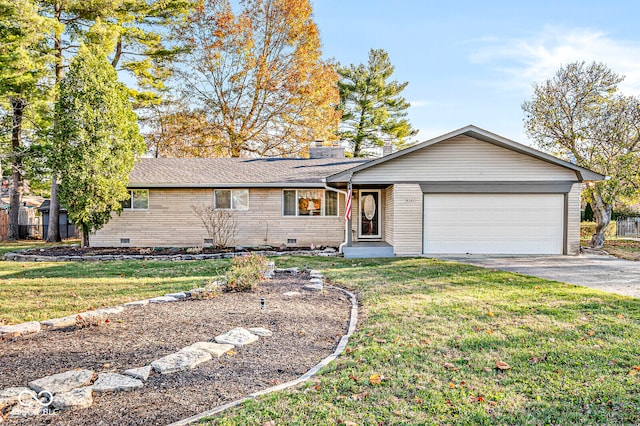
[580,221,617,240]
[223,254,267,292]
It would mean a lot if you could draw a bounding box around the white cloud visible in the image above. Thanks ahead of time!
[469,25,640,95]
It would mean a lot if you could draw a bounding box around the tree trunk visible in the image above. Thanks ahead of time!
[8,98,26,241]
[81,224,89,247]
[46,6,63,243]
[46,176,62,242]
[589,187,612,249]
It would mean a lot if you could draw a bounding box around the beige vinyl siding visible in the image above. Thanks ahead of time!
[391,184,423,256]
[92,188,345,247]
[384,186,394,246]
[352,136,577,183]
[567,183,581,255]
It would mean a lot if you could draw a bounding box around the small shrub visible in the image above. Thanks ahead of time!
[75,312,107,329]
[580,221,617,240]
[186,246,203,254]
[223,254,267,292]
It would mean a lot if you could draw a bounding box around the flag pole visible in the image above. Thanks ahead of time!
[345,181,353,247]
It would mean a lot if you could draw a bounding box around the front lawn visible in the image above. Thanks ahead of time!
[600,239,640,261]
[205,257,640,425]
[0,256,227,324]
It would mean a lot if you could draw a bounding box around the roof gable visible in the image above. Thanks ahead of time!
[326,125,605,183]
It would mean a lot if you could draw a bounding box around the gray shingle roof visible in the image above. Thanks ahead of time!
[129,157,368,188]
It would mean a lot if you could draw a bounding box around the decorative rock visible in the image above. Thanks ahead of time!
[96,306,125,315]
[283,291,302,298]
[309,269,322,276]
[0,387,30,410]
[51,387,93,410]
[164,292,187,299]
[303,283,323,291]
[275,267,299,274]
[309,278,323,285]
[123,366,152,381]
[77,311,106,321]
[214,327,259,347]
[186,342,234,357]
[41,315,77,328]
[123,300,149,307]
[29,369,94,395]
[0,321,41,336]
[92,373,143,393]
[149,296,179,303]
[248,327,273,337]
[151,348,212,374]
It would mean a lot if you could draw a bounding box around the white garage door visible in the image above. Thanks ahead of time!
[423,194,564,255]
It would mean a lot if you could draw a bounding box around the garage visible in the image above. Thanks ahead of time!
[423,193,565,255]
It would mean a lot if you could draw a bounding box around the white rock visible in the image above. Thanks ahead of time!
[96,306,124,315]
[123,366,152,381]
[51,386,93,410]
[186,342,234,357]
[151,348,212,374]
[283,291,302,298]
[123,300,149,307]
[309,278,323,285]
[92,373,143,393]
[77,311,106,321]
[214,327,259,347]
[248,327,272,337]
[0,321,41,336]
[309,269,322,276]
[40,315,77,328]
[149,296,178,303]
[29,369,94,395]
[0,387,30,410]
[303,284,323,291]
[164,292,187,299]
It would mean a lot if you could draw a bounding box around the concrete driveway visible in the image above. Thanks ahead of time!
[434,254,640,298]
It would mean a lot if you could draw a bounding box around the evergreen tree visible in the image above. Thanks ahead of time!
[0,0,55,239]
[53,46,145,247]
[337,49,417,157]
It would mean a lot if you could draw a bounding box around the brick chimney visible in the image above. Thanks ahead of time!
[309,140,345,159]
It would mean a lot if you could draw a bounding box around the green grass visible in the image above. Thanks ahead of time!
[0,255,227,324]
[602,239,640,261]
[202,256,640,425]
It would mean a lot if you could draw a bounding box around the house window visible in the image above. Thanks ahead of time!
[122,189,149,210]
[214,189,249,210]
[283,189,339,216]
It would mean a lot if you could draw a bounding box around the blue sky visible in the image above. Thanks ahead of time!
[311,0,640,146]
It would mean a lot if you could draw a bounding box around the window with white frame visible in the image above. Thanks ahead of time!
[214,189,249,210]
[283,189,338,216]
[122,189,149,210]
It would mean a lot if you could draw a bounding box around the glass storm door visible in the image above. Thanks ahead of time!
[358,190,381,239]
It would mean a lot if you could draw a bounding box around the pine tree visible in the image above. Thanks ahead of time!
[53,46,145,247]
[337,49,417,157]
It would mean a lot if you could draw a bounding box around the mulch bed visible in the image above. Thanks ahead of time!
[0,274,351,425]
[21,246,325,257]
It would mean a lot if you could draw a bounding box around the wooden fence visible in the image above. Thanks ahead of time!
[0,210,7,240]
[617,217,640,238]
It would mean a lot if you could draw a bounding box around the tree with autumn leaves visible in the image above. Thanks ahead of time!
[172,0,340,157]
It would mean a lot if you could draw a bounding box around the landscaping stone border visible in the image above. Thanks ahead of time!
[3,248,338,262]
[167,283,359,426]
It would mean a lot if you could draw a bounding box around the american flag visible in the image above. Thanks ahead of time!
[345,184,352,221]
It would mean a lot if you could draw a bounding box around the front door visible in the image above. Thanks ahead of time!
[358,190,381,239]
